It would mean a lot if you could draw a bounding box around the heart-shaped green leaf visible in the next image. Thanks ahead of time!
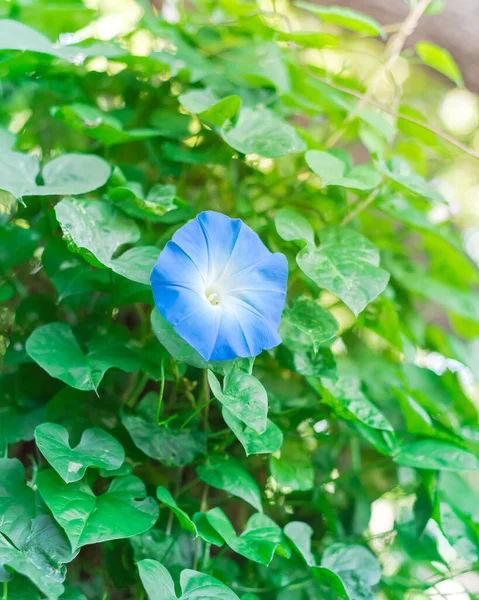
[138,560,241,600]
[0,151,110,199]
[52,104,166,147]
[280,297,339,353]
[26,322,142,391]
[35,423,125,483]
[306,151,382,190]
[222,107,306,158]
[297,227,390,316]
[179,90,241,127]
[36,470,159,552]
[121,394,206,467]
[55,198,158,285]
[275,208,315,246]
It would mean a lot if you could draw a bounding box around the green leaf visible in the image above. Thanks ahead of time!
[319,377,393,431]
[222,408,283,456]
[26,322,142,391]
[437,501,479,562]
[6,576,41,600]
[55,198,158,285]
[52,104,166,147]
[36,470,159,552]
[378,195,461,250]
[34,423,125,483]
[208,370,268,434]
[0,226,39,272]
[139,184,189,219]
[281,297,339,353]
[438,472,479,520]
[0,534,64,600]
[0,515,75,599]
[220,41,290,93]
[378,158,445,203]
[297,227,390,316]
[276,31,338,49]
[197,456,263,512]
[41,237,110,302]
[275,209,315,246]
[416,41,463,86]
[121,393,206,467]
[204,508,285,565]
[222,107,306,158]
[179,90,241,127]
[0,151,110,199]
[305,151,381,190]
[0,391,45,448]
[321,543,381,600]
[0,19,123,59]
[390,263,479,322]
[311,568,350,599]
[137,559,241,600]
[0,459,35,548]
[270,438,314,491]
[296,2,385,37]
[284,521,316,566]
[279,330,337,378]
[394,440,479,471]
[150,108,191,140]
[193,513,225,547]
[137,559,176,600]
[156,487,197,535]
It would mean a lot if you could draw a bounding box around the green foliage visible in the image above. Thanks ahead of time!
[1,1,479,599]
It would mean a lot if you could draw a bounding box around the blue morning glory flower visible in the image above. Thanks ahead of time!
[151,211,288,361]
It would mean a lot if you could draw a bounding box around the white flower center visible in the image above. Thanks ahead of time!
[205,285,223,306]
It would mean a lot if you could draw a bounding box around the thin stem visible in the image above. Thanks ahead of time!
[324,0,434,149]
[256,7,479,161]
[180,397,215,430]
[340,188,380,226]
[124,372,149,408]
[202,369,210,429]
[161,531,179,563]
[350,437,361,472]
[2,582,7,600]
[310,71,479,159]
[156,358,166,426]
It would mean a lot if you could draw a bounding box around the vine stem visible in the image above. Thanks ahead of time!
[260,7,479,161]
[324,0,434,149]
[340,187,380,226]
[155,358,165,426]
[180,369,214,430]
[179,397,215,430]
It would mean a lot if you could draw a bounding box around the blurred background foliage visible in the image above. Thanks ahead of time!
[1,1,479,599]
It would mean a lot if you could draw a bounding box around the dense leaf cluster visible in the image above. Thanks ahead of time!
[1,1,478,599]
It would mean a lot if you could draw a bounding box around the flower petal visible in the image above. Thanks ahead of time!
[174,305,221,360]
[196,211,242,281]
[219,220,273,284]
